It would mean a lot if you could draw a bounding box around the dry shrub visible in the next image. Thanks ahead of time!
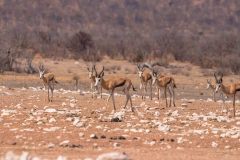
[104,65,122,74]
[170,68,189,76]
[0,1,240,74]
[201,69,214,77]
[66,31,101,61]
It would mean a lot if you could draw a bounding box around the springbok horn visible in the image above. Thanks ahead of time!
[38,63,43,71]
[137,64,141,70]
[220,72,223,79]
[93,65,97,76]
[214,72,218,81]
[99,66,104,76]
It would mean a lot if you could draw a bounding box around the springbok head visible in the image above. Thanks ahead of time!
[87,65,97,79]
[214,72,223,93]
[38,63,45,79]
[137,63,153,78]
[206,79,212,89]
[94,66,104,87]
[151,69,158,85]
[137,64,144,78]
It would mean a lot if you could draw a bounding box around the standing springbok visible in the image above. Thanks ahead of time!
[137,63,161,100]
[38,64,58,102]
[215,73,240,117]
[137,64,153,100]
[206,79,216,102]
[137,62,166,100]
[94,66,136,112]
[87,65,102,98]
[152,70,176,108]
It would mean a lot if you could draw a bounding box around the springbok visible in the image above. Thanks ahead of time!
[94,66,136,112]
[87,65,102,98]
[137,64,153,100]
[206,79,216,102]
[137,63,161,100]
[152,70,176,108]
[38,64,58,102]
[72,74,79,91]
[215,73,240,117]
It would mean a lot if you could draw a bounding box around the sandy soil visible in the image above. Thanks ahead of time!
[0,59,240,160]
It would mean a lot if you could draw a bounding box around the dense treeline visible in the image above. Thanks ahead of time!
[0,0,240,73]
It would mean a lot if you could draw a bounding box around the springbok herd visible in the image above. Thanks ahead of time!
[37,62,240,117]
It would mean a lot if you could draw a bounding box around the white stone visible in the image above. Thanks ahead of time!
[43,127,60,132]
[113,142,120,147]
[211,141,218,148]
[145,129,151,133]
[171,110,179,117]
[5,151,18,160]
[79,132,85,137]
[73,117,80,125]
[70,103,75,108]
[111,111,125,122]
[59,140,70,146]
[177,137,183,144]
[90,134,98,139]
[154,111,160,117]
[96,152,129,160]
[48,143,55,148]
[45,108,57,113]
[49,117,56,123]
[181,103,187,107]
[158,123,170,132]
[57,155,67,160]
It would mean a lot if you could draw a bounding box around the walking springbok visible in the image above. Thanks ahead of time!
[87,65,102,98]
[215,73,240,117]
[206,79,216,102]
[38,64,58,102]
[152,70,176,108]
[94,66,136,112]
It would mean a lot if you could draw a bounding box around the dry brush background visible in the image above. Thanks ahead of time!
[0,0,240,159]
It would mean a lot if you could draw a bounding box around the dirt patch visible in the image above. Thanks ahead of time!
[0,59,240,159]
[0,85,240,159]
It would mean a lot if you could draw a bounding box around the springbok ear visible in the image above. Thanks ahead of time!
[137,64,139,69]
[137,64,141,70]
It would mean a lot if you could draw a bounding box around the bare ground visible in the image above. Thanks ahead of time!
[0,59,240,160]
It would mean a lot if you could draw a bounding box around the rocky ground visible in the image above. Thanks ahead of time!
[0,85,240,160]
